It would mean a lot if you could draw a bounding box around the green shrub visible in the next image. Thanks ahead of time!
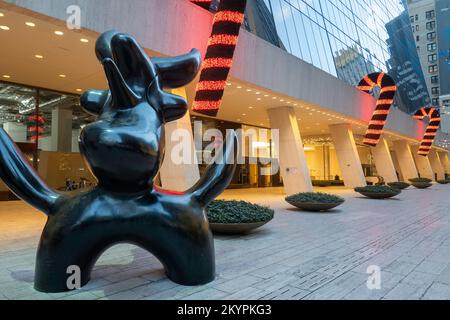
[285,192,344,204]
[437,180,449,184]
[312,180,332,187]
[206,200,274,224]
[354,185,399,193]
[409,177,432,183]
[330,180,345,186]
[411,182,433,189]
[387,182,410,189]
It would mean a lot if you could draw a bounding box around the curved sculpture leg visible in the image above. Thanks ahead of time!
[34,235,101,293]
[151,235,215,286]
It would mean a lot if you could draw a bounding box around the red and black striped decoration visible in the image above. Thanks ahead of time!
[357,72,397,147]
[26,115,45,142]
[191,0,247,116]
[413,107,441,156]
[191,0,212,10]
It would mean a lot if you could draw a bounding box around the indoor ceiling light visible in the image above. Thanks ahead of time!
[246,89,252,92]
[58,74,67,78]
[54,30,64,36]
[76,88,83,92]
[25,22,36,27]
[0,25,10,31]
[0,12,4,17]
[34,54,44,59]
[237,86,242,89]
[242,113,246,116]
[80,38,89,43]
[2,75,11,78]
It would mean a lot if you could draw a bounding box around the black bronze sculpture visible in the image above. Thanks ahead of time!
[0,31,237,293]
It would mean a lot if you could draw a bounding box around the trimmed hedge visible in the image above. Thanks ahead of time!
[437,180,450,185]
[312,180,332,187]
[311,180,345,187]
[286,192,344,204]
[206,200,274,224]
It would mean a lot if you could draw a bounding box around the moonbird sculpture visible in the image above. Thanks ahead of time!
[0,31,237,293]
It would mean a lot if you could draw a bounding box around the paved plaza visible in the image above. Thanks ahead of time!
[1,186,450,300]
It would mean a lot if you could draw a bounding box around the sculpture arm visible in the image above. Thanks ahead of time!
[0,128,61,215]
[187,131,238,206]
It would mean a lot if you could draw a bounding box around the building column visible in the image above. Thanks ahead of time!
[51,107,73,152]
[159,88,200,191]
[329,123,366,188]
[268,106,313,195]
[392,140,419,181]
[438,151,450,176]
[3,122,27,143]
[428,150,445,180]
[390,151,404,181]
[371,138,398,183]
[411,145,434,180]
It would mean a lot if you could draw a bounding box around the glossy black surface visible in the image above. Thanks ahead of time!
[0,31,237,293]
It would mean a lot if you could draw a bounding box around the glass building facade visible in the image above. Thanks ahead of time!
[244,0,431,113]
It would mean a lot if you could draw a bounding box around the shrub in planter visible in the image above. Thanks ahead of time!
[437,180,449,185]
[285,192,345,212]
[312,180,332,187]
[409,177,432,183]
[330,180,345,186]
[411,182,433,189]
[206,200,274,234]
[354,185,401,199]
[387,182,410,190]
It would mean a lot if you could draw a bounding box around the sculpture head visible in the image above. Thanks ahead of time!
[79,31,201,193]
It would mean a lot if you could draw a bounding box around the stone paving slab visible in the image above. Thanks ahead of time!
[2,186,450,300]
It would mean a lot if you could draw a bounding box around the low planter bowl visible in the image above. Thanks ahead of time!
[285,201,343,212]
[387,182,410,190]
[209,221,270,234]
[412,182,433,189]
[206,200,274,235]
[285,192,345,212]
[355,186,401,199]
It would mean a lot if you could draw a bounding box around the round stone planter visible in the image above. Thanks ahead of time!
[286,200,344,212]
[356,191,400,199]
[209,221,271,234]
[387,183,410,190]
[412,182,433,189]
